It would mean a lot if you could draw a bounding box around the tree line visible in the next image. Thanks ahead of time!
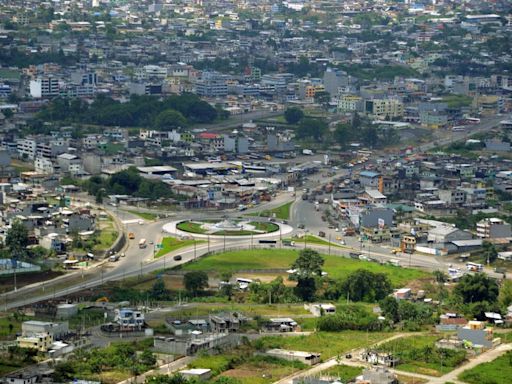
[37,93,221,129]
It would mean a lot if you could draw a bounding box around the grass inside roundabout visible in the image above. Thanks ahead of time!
[176,220,280,236]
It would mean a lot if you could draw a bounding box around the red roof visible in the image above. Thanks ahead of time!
[198,132,220,140]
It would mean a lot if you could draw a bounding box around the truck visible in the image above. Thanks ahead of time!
[282,239,295,247]
[302,149,313,155]
[128,232,135,239]
[139,238,147,249]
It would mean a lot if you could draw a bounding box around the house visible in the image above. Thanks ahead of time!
[178,369,212,382]
[21,320,69,340]
[153,333,239,356]
[436,313,468,331]
[359,171,381,189]
[305,303,336,317]
[476,218,512,239]
[361,189,387,205]
[264,318,299,332]
[209,312,246,333]
[114,308,145,330]
[263,349,321,366]
[17,332,53,352]
[361,350,399,367]
[3,373,39,384]
[393,288,411,300]
[457,320,499,349]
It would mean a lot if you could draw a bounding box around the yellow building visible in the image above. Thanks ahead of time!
[17,333,53,352]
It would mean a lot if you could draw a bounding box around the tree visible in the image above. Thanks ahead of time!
[341,269,392,302]
[183,271,209,295]
[499,280,512,308]
[296,118,327,141]
[380,296,399,322]
[294,276,317,302]
[139,349,156,367]
[154,109,188,131]
[149,278,169,300]
[454,273,499,304]
[291,248,324,277]
[284,107,304,124]
[482,241,498,264]
[433,270,447,284]
[6,220,29,259]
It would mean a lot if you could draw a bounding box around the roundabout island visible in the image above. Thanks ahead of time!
[162,218,294,239]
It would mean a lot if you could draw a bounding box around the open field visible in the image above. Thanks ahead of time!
[176,221,208,234]
[377,335,467,377]
[182,249,429,286]
[286,235,343,248]
[155,236,204,258]
[256,331,391,359]
[126,210,158,221]
[321,364,363,382]
[93,215,118,252]
[458,351,512,384]
[248,201,293,220]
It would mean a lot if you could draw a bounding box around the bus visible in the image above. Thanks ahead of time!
[258,239,277,244]
[139,238,147,249]
[452,126,466,132]
[466,262,483,272]
[466,117,481,124]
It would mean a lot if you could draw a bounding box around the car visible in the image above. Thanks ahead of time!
[335,227,339,232]
[173,255,182,261]
[298,224,305,229]
[149,241,154,245]
[345,354,352,359]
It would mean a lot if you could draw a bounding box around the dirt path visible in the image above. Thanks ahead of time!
[427,343,512,384]
[272,333,419,384]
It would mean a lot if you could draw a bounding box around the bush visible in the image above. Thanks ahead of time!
[317,304,386,331]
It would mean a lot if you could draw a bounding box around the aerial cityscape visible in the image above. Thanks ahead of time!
[0,0,512,383]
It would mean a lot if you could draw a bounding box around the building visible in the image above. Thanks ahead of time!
[29,76,60,98]
[457,320,498,349]
[264,318,299,332]
[178,369,212,382]
[359,171,382,190]
[114,308,145,330]
[364,99,404,119]
[305,303,336,317]
[476,218,512,239]
[17,333,53,352]
[21,320,69,339]
[337,94,362,112]
[263,349,321,365]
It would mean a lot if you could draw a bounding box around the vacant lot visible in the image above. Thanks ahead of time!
[377,335,467,377]
[458,351,512,384]
[182,249,429,286]
[255,331,391,359]
[321,364,363,382]
[155,236,204,258]
[248,201,293,220]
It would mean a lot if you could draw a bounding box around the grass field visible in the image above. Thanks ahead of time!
[182,249,429,286]
[126,210,158,221]
[93,215,118,252]
[248,201,293,220]
[256,331,390,359]
[458,351,512,384]
[155,236,204,258]
[286,235,343,248]
[249,222,280,233]
[0,315,25,339]
[377,335,466,377]
[177,221,208,234]
[321,364,363,382]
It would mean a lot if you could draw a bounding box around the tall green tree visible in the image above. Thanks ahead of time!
[6,220,29,259]
[341,269,392,302]
[183,271,209,295]
[291,248,324,277]
[154,109,188,131]
[454,273,499,304]
[284,107,304,124]
[296,118,327,141]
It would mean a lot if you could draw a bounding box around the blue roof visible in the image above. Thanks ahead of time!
[360,171,380,178]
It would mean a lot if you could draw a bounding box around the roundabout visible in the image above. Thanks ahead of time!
[162,218,294,239]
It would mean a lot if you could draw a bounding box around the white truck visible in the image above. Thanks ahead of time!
[139,238,147,249]
[302,149,313,155]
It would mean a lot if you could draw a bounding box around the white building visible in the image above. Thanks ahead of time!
[34,157,54,174]
[29,76,60,98]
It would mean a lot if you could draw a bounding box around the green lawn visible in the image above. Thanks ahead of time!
[177,221,207,234]
[126,210,158,221]
[93,216,118,252]
[182,249,429,286]
[249,222,280,233]
[458,351,512,384]
[255,331,390,359]
[155,236,205,258]
[377,335,467,377]
[321,364,363,382]
[248,201,293,220]
[286,235,343,248]
[165,303,309,319]
[0,315,25,339]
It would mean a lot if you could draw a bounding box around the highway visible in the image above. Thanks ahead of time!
[0,115,505,310]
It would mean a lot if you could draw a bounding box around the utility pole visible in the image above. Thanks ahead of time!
[328,234,331,256]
